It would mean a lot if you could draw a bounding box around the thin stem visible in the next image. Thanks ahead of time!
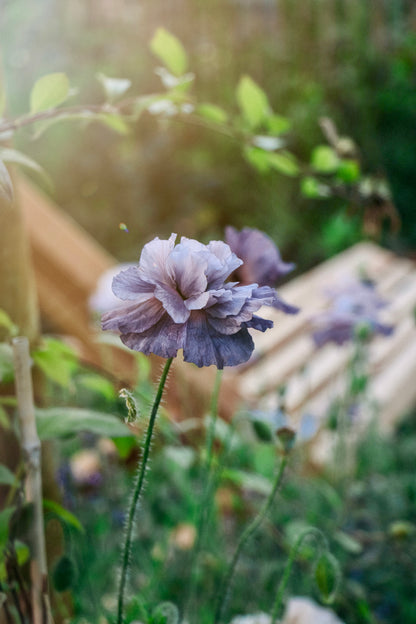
[270,527,327,623]
[214,455,288,624]
[184,370,222,621]
[12,337,52,624]
[116,357,173,624]
[205,370,223,477]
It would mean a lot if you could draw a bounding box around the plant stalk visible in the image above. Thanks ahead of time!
[214,455,288,624]
[12,336,53,624]
[184,369,222,621]
[116,357,173,624]
[271,527,327,623]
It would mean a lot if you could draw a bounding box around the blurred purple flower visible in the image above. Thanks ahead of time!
[310,279,394,347]
[101,234,282,369]
[225,226,298,314]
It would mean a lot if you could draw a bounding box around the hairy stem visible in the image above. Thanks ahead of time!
[184,370,222,621]
[271,527,328,623]
[117,357,173,624]
[214,455,288,624]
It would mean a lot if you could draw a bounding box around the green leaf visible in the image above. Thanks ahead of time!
[0,159,13,204]
[266,113,291,135]
[334,530,363,554]
[243,146,272,174]
[0,343,15,384]
[0,309,18,337]
[301,175,331,199]
[32,338,78,388]
[311,145,339,174]
[0,465,17,486]
[150,28,188,77]
[97,112,130,135]
[221,468,272,496]
[43,500,84,533]
[35,407,133,440]
[0,147,53,190]
[236,75,270,129]
[52,555,76,592]
[152,601,179,624]
[314,552,340,603]
[267,151,300,176]
[336,158,360,183]
[0,540,29,582]
[112,436,137,460]
[0,406,10,430]
[97,73,131,102]
[252,419,274,442]
[77,374,116,402]
[0,507,15,548]
[196,103,228,124]
[30,73,70,113]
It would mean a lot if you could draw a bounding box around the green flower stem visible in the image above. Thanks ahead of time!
[270,527,328,623]
[117,357,173,624]
[214,455,288,624]
[185,369,223,622]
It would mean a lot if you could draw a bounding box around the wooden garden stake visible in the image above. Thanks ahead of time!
[12,336,53,624]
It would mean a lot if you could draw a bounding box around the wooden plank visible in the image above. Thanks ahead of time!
[225,241,416,438]
[17,176,139,383]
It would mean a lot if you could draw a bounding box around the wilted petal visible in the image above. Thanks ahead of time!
[225,226,295,286]
[206,240,243,288]
[271,293,300,314]
[183,312,254,369]
[185,291,211,310]
[154,284,190,323]
[139,233,177,284]
[168,243,208,297]
[208,284,256,319]
[112,266,155,300]
[245,315,274,332]
[102,297,165,334]
[102,233,286,368]
[120,313,186,358]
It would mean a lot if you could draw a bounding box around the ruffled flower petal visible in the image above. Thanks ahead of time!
[112,266,155,301]
[120,313,186,358]
[102,297,165,334]
[244,315,274,332]
[167,242,208,297]
[154,284,190,323]
[183,311,254,368]
[139,233,177,285]
[102,233,296,368]
[206,240,243,288]
[225,226,295,286]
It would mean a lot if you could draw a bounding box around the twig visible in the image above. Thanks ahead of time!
[12,337,53,624]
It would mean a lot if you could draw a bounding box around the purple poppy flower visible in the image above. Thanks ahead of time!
[310,279,394,347]
[101,234,282,369]
[225,226,298,314]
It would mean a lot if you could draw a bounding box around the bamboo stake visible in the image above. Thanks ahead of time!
[12,336,53,624]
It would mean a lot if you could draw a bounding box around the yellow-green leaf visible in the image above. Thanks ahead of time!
[311,145,339,174]
[150,28,188,77]
[0,147,53,190]
[197,103,228,124]
[267,151,300,176]
[30,73,70,113]
[237,75,270,129]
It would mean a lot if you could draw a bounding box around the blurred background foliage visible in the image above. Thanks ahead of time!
[1,0,416,271]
